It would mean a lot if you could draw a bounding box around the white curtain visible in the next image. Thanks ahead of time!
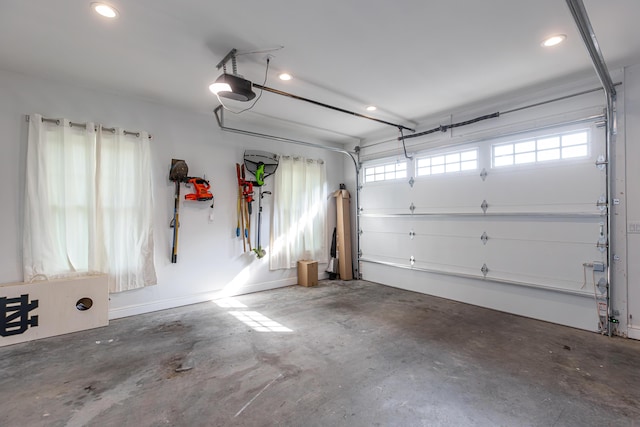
[96,126,156,292]
[23,114,157,292]
[270,156,327,270]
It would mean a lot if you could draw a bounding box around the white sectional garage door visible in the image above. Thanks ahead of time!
[359,122,607,331]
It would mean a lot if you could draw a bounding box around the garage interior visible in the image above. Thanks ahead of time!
[1,1,640,425]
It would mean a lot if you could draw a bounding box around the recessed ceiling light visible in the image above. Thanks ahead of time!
[279,73,292,81]
[91,2,119,18]
[542,34,566,47]
[365,105,377,112]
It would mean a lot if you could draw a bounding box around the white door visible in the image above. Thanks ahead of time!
[359,123,608,331]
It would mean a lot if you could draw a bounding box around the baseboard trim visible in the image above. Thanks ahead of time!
[108,277,298,320]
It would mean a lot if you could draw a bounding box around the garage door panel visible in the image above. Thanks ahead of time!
[483,218,604,243]
[411,234,485,271]
[360,216,410,235]
[411,175,484,213]
[360,181,410,214]
[485,164,605,213]
[485,239,602,286]
[409,217,603,242]
[411,218,485,238]
[360,231,410,262]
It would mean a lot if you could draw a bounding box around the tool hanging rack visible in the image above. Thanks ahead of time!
[236,163,253,253]
[243,150,279,258]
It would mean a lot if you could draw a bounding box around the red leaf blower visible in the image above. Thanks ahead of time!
[184,177,213,201]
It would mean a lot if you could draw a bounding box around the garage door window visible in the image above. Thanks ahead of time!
[492,130,589,167]
[416,148,478,176]
[364,161,407,182]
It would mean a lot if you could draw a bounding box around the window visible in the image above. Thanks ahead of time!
[364,161,407,182]
[492,130,589,167]
[270,156,327,270]
[24,115,157,293]
[416,148,478,176]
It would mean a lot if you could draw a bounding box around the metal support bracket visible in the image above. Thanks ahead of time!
[597,277,608,294]
[481,263,489,277]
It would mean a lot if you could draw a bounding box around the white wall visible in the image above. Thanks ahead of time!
[0,69,346,318]
[624,63,640,339]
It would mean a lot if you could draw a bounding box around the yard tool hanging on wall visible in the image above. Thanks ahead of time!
[169,159,189,263]
[184,177,214,203]
[169,159,214,263]
[244,151,279,258]
[236,163,254,252]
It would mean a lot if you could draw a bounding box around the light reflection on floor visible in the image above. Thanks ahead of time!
[213,297,293,332]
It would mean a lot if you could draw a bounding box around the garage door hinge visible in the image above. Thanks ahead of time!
[480,168,488,181]
[410,255,415,266]
[358,229,363,236]
[409,230,415,239]
[410,203,415,213]
[480,232,489,245]
[596,195,607,211]
[595,155,607,170]
[481,200,489,213]
[596,241,608,252]
[481,263,489,277]
[409,177,415,187]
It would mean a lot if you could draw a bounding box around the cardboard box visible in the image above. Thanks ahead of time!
[333,189,353,280]
[297,260,318,287]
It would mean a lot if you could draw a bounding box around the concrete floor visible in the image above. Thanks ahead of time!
[1,280,639,427]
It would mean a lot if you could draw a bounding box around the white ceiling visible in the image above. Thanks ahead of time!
[1,1,639,144]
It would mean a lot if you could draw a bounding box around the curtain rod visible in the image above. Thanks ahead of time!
[26,115,152,139]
